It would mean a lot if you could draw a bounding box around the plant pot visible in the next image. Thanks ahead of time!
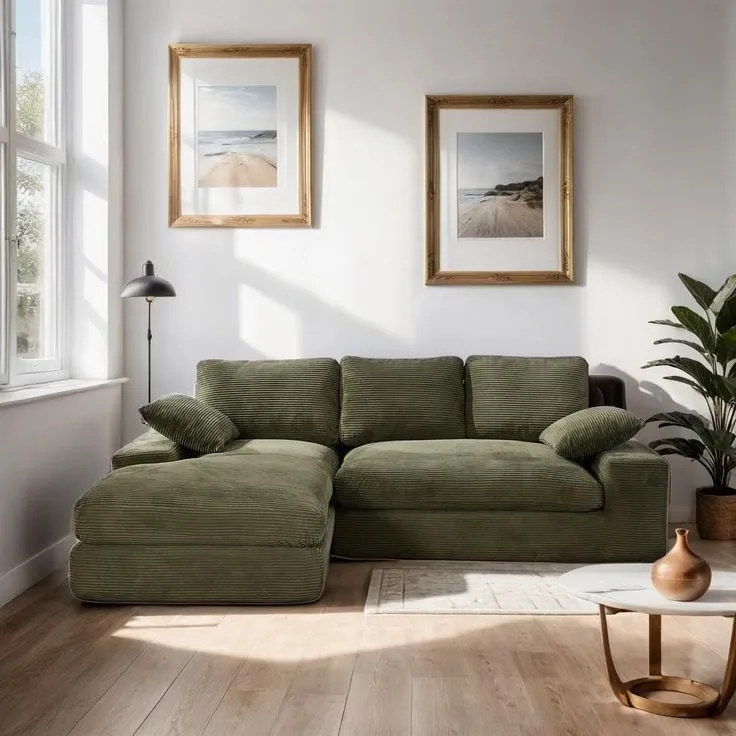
[696,488,736,540]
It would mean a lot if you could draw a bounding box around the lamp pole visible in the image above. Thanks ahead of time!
[146,297,153,404]
[121,261,176,406]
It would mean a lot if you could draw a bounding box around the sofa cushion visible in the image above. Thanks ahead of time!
[340,356,465,447]
[540,406,644,459]
[75,440,338,547]
[195,358,340,446]
[466,356,589,442]
[334,439,602,512]
[139,393,239,453]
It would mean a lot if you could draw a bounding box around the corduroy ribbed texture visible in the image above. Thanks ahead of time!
[69,512,334,604]
[139,393,239,454]
[332,509,607,561]
[339,356,465,447]
[466,355,589,442]
[332,440,668,562]
[540,406,644,459]
[334,439,603,512]
[195,358,340,446]
[111,429,197,470]
[591,440,669,560]
[74,440,339,547]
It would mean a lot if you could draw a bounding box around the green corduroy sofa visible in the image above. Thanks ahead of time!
[69,355,669,604]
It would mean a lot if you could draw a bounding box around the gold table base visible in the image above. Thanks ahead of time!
[599,604,736,718]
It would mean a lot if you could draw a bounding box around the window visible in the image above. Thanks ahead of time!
[0,0,65,385]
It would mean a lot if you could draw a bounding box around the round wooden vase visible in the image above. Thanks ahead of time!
[651,528,712,602]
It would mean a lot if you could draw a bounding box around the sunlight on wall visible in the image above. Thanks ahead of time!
[81,2,108,164]
[82,191,109,279]
[69,0,123,380]
[238,284,301,357]
[583,265,670,381]
[229,108,420,352]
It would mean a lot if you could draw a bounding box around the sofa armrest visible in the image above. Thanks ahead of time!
[590,440,669,561]
[111,429,197,470]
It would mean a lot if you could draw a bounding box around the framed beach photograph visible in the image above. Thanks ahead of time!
[425,95,573,284]
[169,44,312,227]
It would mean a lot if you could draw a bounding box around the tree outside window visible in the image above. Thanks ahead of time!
[16,70,44,358]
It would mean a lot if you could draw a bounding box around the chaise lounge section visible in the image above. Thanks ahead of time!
[71,359,341,604]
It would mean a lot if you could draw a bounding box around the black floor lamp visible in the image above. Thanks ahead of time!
[121,260,176,404]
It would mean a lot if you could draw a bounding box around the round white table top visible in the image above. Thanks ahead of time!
[559,564,736,616]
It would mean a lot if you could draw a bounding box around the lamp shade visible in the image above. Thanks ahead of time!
[121,260,176,298]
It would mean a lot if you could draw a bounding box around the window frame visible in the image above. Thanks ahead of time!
[1,0,67,387]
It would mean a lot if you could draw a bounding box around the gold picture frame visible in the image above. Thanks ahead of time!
[169,43,312,228]
[425,95,573,285]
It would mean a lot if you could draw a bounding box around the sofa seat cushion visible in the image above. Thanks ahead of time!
[75,440,338,548]
[334,439,603,512]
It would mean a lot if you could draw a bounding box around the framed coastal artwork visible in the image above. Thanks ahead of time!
[168,43,312,228]
[425,95,573,284]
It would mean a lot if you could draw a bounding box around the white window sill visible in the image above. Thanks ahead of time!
[0,378,128,408]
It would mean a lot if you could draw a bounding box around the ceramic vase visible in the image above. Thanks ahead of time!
[651,528,712,602]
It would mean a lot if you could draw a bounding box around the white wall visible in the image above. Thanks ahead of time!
[124,0,733,520]
[0,386,122,606]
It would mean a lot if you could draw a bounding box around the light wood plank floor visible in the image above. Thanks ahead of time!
[3,534,736,735]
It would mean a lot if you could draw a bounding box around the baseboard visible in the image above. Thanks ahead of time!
[0,535,73,608]
[668,505,694,525]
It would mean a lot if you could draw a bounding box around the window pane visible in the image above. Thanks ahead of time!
[16,156,56,361]
[14,0,56,143]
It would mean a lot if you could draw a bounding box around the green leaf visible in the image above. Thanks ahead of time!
[660,374,708,397]
[646,411,709,432]
[717,295,736,333]
[717,327,736,364]
[671,306,715,350]
[705,429,736,453]
[678,273,717,311]
[650,437,706,459]
[650,319,684,329]
[712,275,736,315]
[643,357,718,392]
[721,375,736,400]
[644,411,736,454]
[653,338,706,356]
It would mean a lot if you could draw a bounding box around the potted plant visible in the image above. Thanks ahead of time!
[644,273,736,540]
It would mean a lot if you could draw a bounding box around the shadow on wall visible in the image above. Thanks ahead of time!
[594,363,708,521]
[231,254,411,358]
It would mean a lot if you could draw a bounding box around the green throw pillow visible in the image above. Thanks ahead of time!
[139,394,239,454]
[539,406,643,459]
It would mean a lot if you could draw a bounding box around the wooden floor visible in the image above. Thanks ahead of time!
[3,537,736,735]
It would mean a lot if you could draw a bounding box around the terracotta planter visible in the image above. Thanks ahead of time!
[651,528,711,601]
[696,488,736,540]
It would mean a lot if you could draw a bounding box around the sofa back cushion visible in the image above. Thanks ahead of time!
[340,356,465,447]
[195,358,340,446]
[466,356,589,442]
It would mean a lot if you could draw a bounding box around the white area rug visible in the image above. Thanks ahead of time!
[365,563,598,615]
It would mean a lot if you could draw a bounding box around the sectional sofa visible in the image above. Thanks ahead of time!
[69,356,669,604]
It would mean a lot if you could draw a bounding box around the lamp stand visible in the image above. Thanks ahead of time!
[146,297,153,404]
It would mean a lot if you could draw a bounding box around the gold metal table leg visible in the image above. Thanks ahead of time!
[598,605,736,718]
